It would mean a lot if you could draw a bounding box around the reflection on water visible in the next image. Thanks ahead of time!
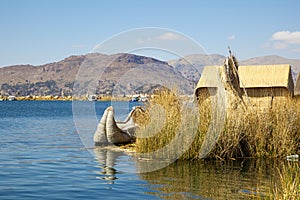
[93,148,286,199]
[138,159,281,199]
[94,148,125,184]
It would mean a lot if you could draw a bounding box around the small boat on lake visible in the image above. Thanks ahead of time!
[87,95,97,101]
[130,94,140,102]
[8,96,16,101]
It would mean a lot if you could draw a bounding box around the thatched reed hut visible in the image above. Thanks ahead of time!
[194,65,220,102]
[195,64,294,108]
[239,64,294,107]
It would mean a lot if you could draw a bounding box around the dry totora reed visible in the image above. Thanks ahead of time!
[135,89,300,160]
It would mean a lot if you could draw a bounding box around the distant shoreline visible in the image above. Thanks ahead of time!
[0,95,131,102]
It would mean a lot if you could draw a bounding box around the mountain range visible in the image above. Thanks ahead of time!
[169,54,300,83]
[0,53,299,96]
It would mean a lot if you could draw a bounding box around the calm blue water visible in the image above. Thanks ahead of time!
[0,101,277,199]
[0,101,154,200]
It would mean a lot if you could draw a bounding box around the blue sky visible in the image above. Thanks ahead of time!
[1,0,300,67]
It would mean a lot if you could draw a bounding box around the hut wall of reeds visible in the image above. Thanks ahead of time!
[239,64,294,108]
[194,66,219,103]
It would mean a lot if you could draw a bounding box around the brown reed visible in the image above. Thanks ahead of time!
[135,89,300,160]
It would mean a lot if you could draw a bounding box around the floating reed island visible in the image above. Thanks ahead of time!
[95,52,300,160]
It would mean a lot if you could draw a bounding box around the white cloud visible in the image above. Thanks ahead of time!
[272,42,289,50]
[262,42,288,50]
[271,31,300,44]
[156,32,185,41]
[228,35,236,40]
[264,30,300,51]
[261,42,270,49]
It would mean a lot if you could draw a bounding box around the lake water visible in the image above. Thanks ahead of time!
[0,101,284,199]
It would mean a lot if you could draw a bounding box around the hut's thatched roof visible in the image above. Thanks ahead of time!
[295,73,300,96]
[195,64,294,95]
[195,66,221,89]
[238,65,294,92]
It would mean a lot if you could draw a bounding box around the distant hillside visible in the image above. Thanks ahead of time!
[240,55,300,80]
[0,53,193,96]
[169,54,300,83]
[0,55,85,96]
[240,55,300,70]
[1,53,300,97]
[168,54,225,83]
